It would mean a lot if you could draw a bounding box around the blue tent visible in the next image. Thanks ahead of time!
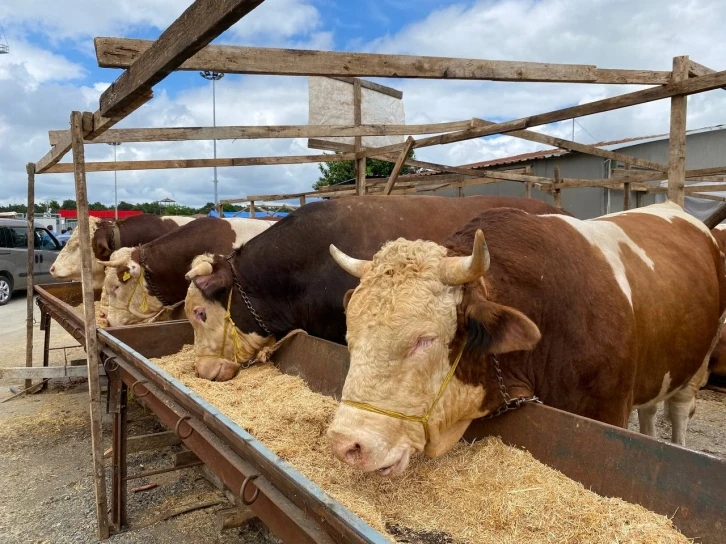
[207,210,289,219]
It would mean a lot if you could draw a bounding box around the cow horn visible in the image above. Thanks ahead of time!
[185,261,213,281]
[439,229,490,285]
[329,244,371,278]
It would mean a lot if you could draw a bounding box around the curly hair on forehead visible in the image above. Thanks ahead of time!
[360,238,450,285]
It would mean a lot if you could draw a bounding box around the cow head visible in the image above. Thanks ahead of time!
[327,230,540,476]
[49,217,105,288]
[184,254,272,381]
[100,248,164,326]
[91,220,116,261]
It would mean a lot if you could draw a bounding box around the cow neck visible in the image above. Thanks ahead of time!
[138,245,173,307]
[110,223,121,253]
[457,278,541,419]
[225,253,273,337]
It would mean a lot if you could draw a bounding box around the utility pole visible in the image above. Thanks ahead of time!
[200,71,225,208]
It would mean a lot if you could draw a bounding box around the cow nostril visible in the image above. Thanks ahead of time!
[50,266,55,273]
[344,443,362,463]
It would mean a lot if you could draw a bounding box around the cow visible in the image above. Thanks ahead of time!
[708,224,726,380]
[325,201,725,476]
[184,196,570,382]
[50,215,194,289]
[101,217,275,326]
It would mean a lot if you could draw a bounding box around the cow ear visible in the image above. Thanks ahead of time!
[116,262,140,282]
[193,268,231,301]
[465,300,540,354]
[342,289,355,311]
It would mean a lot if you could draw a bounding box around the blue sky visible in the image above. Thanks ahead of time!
[2,0,726,208]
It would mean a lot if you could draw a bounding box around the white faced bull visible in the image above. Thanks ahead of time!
[326,230,540,477]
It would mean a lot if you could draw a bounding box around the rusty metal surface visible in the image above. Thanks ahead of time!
[98,327,386,544]
[34,282,101,345]
[101,346,337,544]
[465,405,726,543]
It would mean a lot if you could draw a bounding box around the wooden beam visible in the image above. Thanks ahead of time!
[353,79,366,196]
[690,193,726,202]
[471,118,668,172]
[553,167,563,208]
[611,166,726,183]
[688,60,726,91]
[49,120,474,146]
[668,56,689,206]
[35,90,152,174]
[70,111,110,540]
[623,164,632,210]
[98,1,265,117]
[44,152,358,173]
[383,137,415,195]
[705,203,726,229]
[25,163,35,390]
[329,76,402,99]
[355,67,726,160]
[525,181,532,198]
[0,365,107,380]
[96,38,671,85]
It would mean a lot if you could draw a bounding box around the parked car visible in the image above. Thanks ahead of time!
[0,219,63,305]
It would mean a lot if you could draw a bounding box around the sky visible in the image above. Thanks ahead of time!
[1,0,726,208]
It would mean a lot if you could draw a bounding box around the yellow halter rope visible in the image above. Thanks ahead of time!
[342,335,468,444]
[108,273,179,322]
[197,289,247,363]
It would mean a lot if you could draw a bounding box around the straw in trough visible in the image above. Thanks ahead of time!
[74,301,106,327]
[151,345,688,544]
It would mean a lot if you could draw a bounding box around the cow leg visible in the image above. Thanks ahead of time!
[637,404,659,437]
[666,360,709,446]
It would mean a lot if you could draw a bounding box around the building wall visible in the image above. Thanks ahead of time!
[430,128,726,220]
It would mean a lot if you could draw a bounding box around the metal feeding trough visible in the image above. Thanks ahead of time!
[33,283,726,542]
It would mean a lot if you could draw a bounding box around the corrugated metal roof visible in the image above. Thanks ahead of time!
[464,124,726,169]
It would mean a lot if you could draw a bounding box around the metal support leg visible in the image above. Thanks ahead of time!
[41,312,51,391]
[111,382,128,531]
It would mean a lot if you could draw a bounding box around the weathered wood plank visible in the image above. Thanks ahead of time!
[70,110,110,540]
[25,163,35,390]
[45,152,358,173]
[356,67,726,160]
[471,118,668,171]
[553,167,563,208]
[329,76,402,99]
[0,365,106,380]
[668,56,689,206]
[95,37,671,85]
[48,120,473,146]
[98,1,265,117]
[353,79,366,196]
[383,137,416,195]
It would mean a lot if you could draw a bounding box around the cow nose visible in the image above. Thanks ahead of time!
[49,265,55,274]
[330,432,368,467]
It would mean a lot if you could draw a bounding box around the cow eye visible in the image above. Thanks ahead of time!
[409,336,436,356]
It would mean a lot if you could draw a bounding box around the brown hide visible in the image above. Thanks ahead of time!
[92,215,182,260]
[446,207,723,426]
[709,226,726,378]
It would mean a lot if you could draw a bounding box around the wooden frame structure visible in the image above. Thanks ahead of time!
[28,0,726,538]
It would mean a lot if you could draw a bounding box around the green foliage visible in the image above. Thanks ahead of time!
[60,199,76,210]
[89,201,108,211]
[46,200,60,211]
[117,201,135,211]
[314,150,416,190]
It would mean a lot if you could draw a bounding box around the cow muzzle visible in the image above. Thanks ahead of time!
[328,425,413,477]
[195,356,240,382]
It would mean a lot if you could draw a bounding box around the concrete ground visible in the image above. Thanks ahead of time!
[1,291,725,544]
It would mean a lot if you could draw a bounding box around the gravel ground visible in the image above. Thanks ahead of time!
[1,291,725,544]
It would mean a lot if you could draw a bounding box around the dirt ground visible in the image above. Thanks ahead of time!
[1,291,725,543]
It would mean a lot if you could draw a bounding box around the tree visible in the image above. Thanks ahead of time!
[89,201,108,211]
[117,201,135,211]
[314,150,416,190]
[46,200,60,212]
[60,199,76,210]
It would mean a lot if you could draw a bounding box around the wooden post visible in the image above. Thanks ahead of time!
[353,79,366,196]
[25,163,36,391]
[70,111,110,540]
[299,195,306,207]
[668,56,689,207]
[553,166,563,208]
[623,164,632,210]
[249,201,255,218]
[525,181,532,199]
[217,202,223,218]
[635,190,643,209]
[457,186,464,198]
[383,136,415,195]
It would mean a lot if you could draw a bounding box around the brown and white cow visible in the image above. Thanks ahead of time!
[707,224,726,380]
[327,202,725,476]
[102,217,275,326]
[50,215,194,288]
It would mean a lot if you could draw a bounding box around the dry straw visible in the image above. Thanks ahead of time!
[152,345,688,544]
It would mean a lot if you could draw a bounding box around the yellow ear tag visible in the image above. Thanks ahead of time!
[122,271,131,282]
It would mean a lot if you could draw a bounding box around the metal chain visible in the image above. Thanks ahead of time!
[139,248,172,307]
[483,354,541,420]
[225,254,273,337]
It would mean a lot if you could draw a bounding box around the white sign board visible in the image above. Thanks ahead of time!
[308,77,405,149]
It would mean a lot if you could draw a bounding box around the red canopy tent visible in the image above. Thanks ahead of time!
[58,210,143,219]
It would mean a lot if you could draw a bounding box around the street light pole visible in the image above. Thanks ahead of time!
[200,71,224,208]
[107,142,121,220]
